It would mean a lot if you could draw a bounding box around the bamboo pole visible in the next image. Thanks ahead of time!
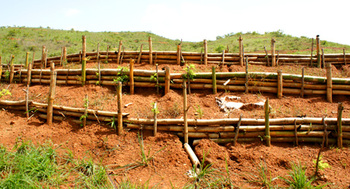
[322,49,325,69]
[9,65,14,83]
[149,37,153,65]
[137,44,143,64]
[204,39,208,66]
[316,35,321,68]
[47,62,56,126]
[130,59,134,95]
[177,44,181,65]
[117,41,122,64]
[117,81,123,135]
[165,67,170,95]
[326,63,332,103]
[245,58,249,93]
[184,143,200,169]
[277,70,283,98]
[212,66,217,94]
[310,38,314,66]
[183,80,188,143]
[41,46,46,68]
[301,67,305,98]
[62,47,67,64]
[233,114,242,146]
[337,102,343,148]
[82,35,86,59]
[120,46,124,64]
[271,38,276,67]
[153,102,157,136]
[27,63,32,86]
[187,66,191,95]
[82,57,87,85]
[265,98,271,146]
[25,52,29,69]
[238,36,243,66]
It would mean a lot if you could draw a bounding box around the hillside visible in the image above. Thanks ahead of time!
[0,27,349,65]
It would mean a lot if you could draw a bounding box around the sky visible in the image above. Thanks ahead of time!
[1,0,350,45]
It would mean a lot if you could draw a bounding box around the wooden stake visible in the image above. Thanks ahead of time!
[117,81,123,135]
[165,67,170,95]
[177,44,181,65]
[153,102,157,136]
[9,65,14,83]
[310,38,314,67]
[271,38,276,67]
[276,50,280,66]
[117,41,122,64]
[41,46,46,68]
[137,44,143,64]
[156,64,159,95]
[343,48,347,65]
[149,37,153,65]
[82,35,86,58]
[187,66,191,94]
[82,57,87,85]
[47,62,56,126]
[97,43,101,84]
[62,47,67,64]
[129,59,134,95]
[316,35,321,68]
[212,66,217,94]
[264,46,270,66]
[183,80,188,144]
[245,57,249,93]
[233,114,242,146]
[10,54,15,66]
[238,36,243,66]
[322,49,325,69]
[301,67,305,98]
[27,62,32,86]
[204,39,208,66]
[277,70,283,98]
[294,119,298,146]
[265,98,271,147]
[337,102,343,148]
[326,63,332,103]
[120,46,125,64]
[25,52,29,69]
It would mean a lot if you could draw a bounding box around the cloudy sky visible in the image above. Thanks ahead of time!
[2,0,350,45]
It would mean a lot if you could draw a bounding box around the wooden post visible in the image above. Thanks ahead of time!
[294,119,299,146]
[120,47,125,64]
[337,102,343,148]
[117,41,122,64]
[177,44,181,65]
[27,63,32,86]
[271,38,276,67]
[221,49,225,66]
[62,47,67,64]
[183,80,188,144]
[117,81,123,135]
[343,48,347,65]
[326,63,332,103]
[322,49,325,69]
[264,46,270,66]
[10,54,15,66]
[301,67,305,98]
[25,52,29,69]
[97,43,101,84]
[129,59,134,95]
[310,38,314,66]
[47,62,56,126]
[245,57,249,93]
[276,50,280,66]
[264,98,271,147]
[187,66,191,95]
[82,57,87,85]
[41,46,46,68]
[238,36,243,66]
[137,44,143,64]
[212,66,217,94]
[9,65,14,84]
[156,64,159,95]
[277,70,283,98]
[316,35,321,68]
[204,39,208,66]
[82,35,86,58]
[83,94,88,127]
[165,67,170,95]
[153,102,157,136]
[233,114,242,146]
[149,37,153,65]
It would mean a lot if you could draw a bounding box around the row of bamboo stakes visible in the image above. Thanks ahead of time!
[2,58,350,102]
[1,35,349,71]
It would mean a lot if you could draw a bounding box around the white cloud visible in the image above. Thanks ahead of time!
[64,8,81,17]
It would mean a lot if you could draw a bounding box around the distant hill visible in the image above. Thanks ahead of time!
[0,27,349,64]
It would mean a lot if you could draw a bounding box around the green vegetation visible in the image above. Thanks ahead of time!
[0,140,111,188]
[0,89,11,98]
[1,27,349,65]
[246,160,278,188]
